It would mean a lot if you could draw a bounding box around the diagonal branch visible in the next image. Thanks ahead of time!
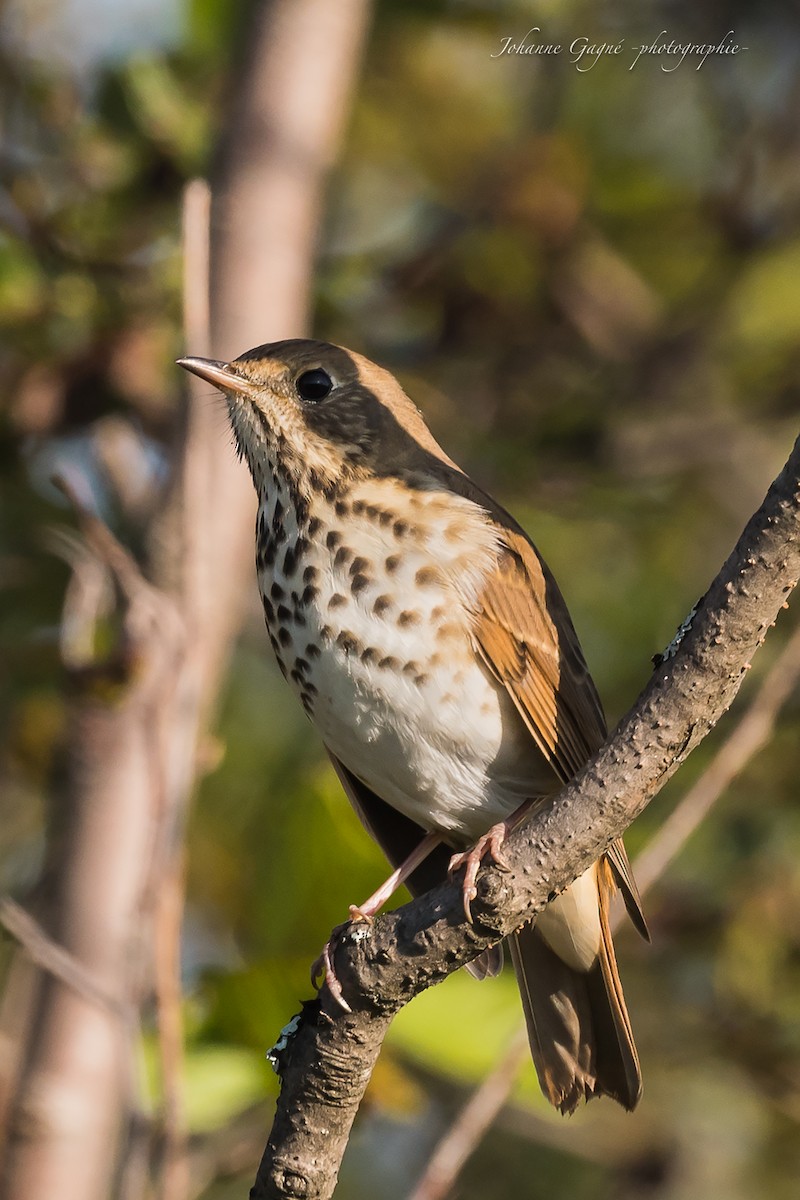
[252,434,800,1200]
[408,614,800,1200]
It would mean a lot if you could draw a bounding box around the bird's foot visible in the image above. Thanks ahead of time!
[448,822,511,922]
[310,833,444,1012]
[311,922,352,1013]
[310,908,375,1014]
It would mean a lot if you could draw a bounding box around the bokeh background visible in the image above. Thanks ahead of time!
[2,1,800,1198]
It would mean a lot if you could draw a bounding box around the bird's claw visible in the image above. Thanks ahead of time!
[348,904,374,924]
[448,823,510,922]
[310,906,375,1013]
[310,921,353,1013]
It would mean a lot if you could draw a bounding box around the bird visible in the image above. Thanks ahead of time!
[178,339,648,1114]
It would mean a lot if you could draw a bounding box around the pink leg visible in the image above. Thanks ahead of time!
[349,830,444,921]
[312,831,444,1011]
[448,797,537,922]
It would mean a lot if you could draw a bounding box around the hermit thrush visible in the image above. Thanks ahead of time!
[178,340,648,1114]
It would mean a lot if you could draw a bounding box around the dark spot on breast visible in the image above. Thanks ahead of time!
[431,606,445,621]
[264,540,278,568]
[303,681,318,698]
[349,556,370,577]
[402,661,421,676]
[373,595,392,616]
[268,632,279,652]
[272,497,284,530]
[278,627,292,647]
[397,610,420,628]
[378,656,400,671]
[336,631,361,655]
[352,499,365,515]
[328,594,347,609]
[305,642,322,658]
[385,555,400,573]
[282,539,307,578]
[301,585,319,605]
[415,566,442,587]
[335,500,349,518]
[262,597,275,622]
[379,510,394,527]
[326,530,342,550]
[445,521,468,543]
[334,546,353,568]
[277,604,292,623]
[361,647,379,665]
[308,517,322,537]
[275,655,287,678]
[270,582,285,601]
[294,657,309,675]
[303,565,318,584]
[393,520,408,538]
[414,673,430,687]
[290,667,305,685]
[351,574,369,595]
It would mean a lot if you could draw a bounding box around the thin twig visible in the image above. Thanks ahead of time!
[51,473,159,607]
[632,615,800,894]
[406,616,800,1200]
[0,897,126,1019]
[182,179,211,359]
[407,1028,530,1200]
[150,177,214,1200]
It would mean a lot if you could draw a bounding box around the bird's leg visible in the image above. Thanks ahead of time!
[312,831,444,1011]
[348,830,444,921]
[449,797,538,922]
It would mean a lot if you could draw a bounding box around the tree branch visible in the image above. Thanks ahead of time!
[252,434,800,1200]
[408,613,800,1200]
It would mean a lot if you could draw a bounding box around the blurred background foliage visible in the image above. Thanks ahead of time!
[2,0,800,1197]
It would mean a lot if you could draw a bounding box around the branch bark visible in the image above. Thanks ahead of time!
[408,614,800,1200]
[252,435,800,1200]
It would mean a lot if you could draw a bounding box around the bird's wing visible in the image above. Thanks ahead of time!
[469,525,648,938]
[470,528,606,781]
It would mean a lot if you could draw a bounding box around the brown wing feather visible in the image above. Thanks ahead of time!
[469,523,647,938]
[472,531,606,781]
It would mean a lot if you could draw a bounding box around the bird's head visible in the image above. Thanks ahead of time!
[177,339,456,498]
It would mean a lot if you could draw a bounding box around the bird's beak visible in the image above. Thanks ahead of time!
[176,356,253,397]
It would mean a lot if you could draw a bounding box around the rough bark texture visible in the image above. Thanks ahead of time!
[251,434,800,1200]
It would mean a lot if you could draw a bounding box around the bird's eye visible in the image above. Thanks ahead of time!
[296,368,333,403]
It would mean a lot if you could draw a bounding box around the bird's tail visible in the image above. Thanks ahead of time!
[509,863,641,1114]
